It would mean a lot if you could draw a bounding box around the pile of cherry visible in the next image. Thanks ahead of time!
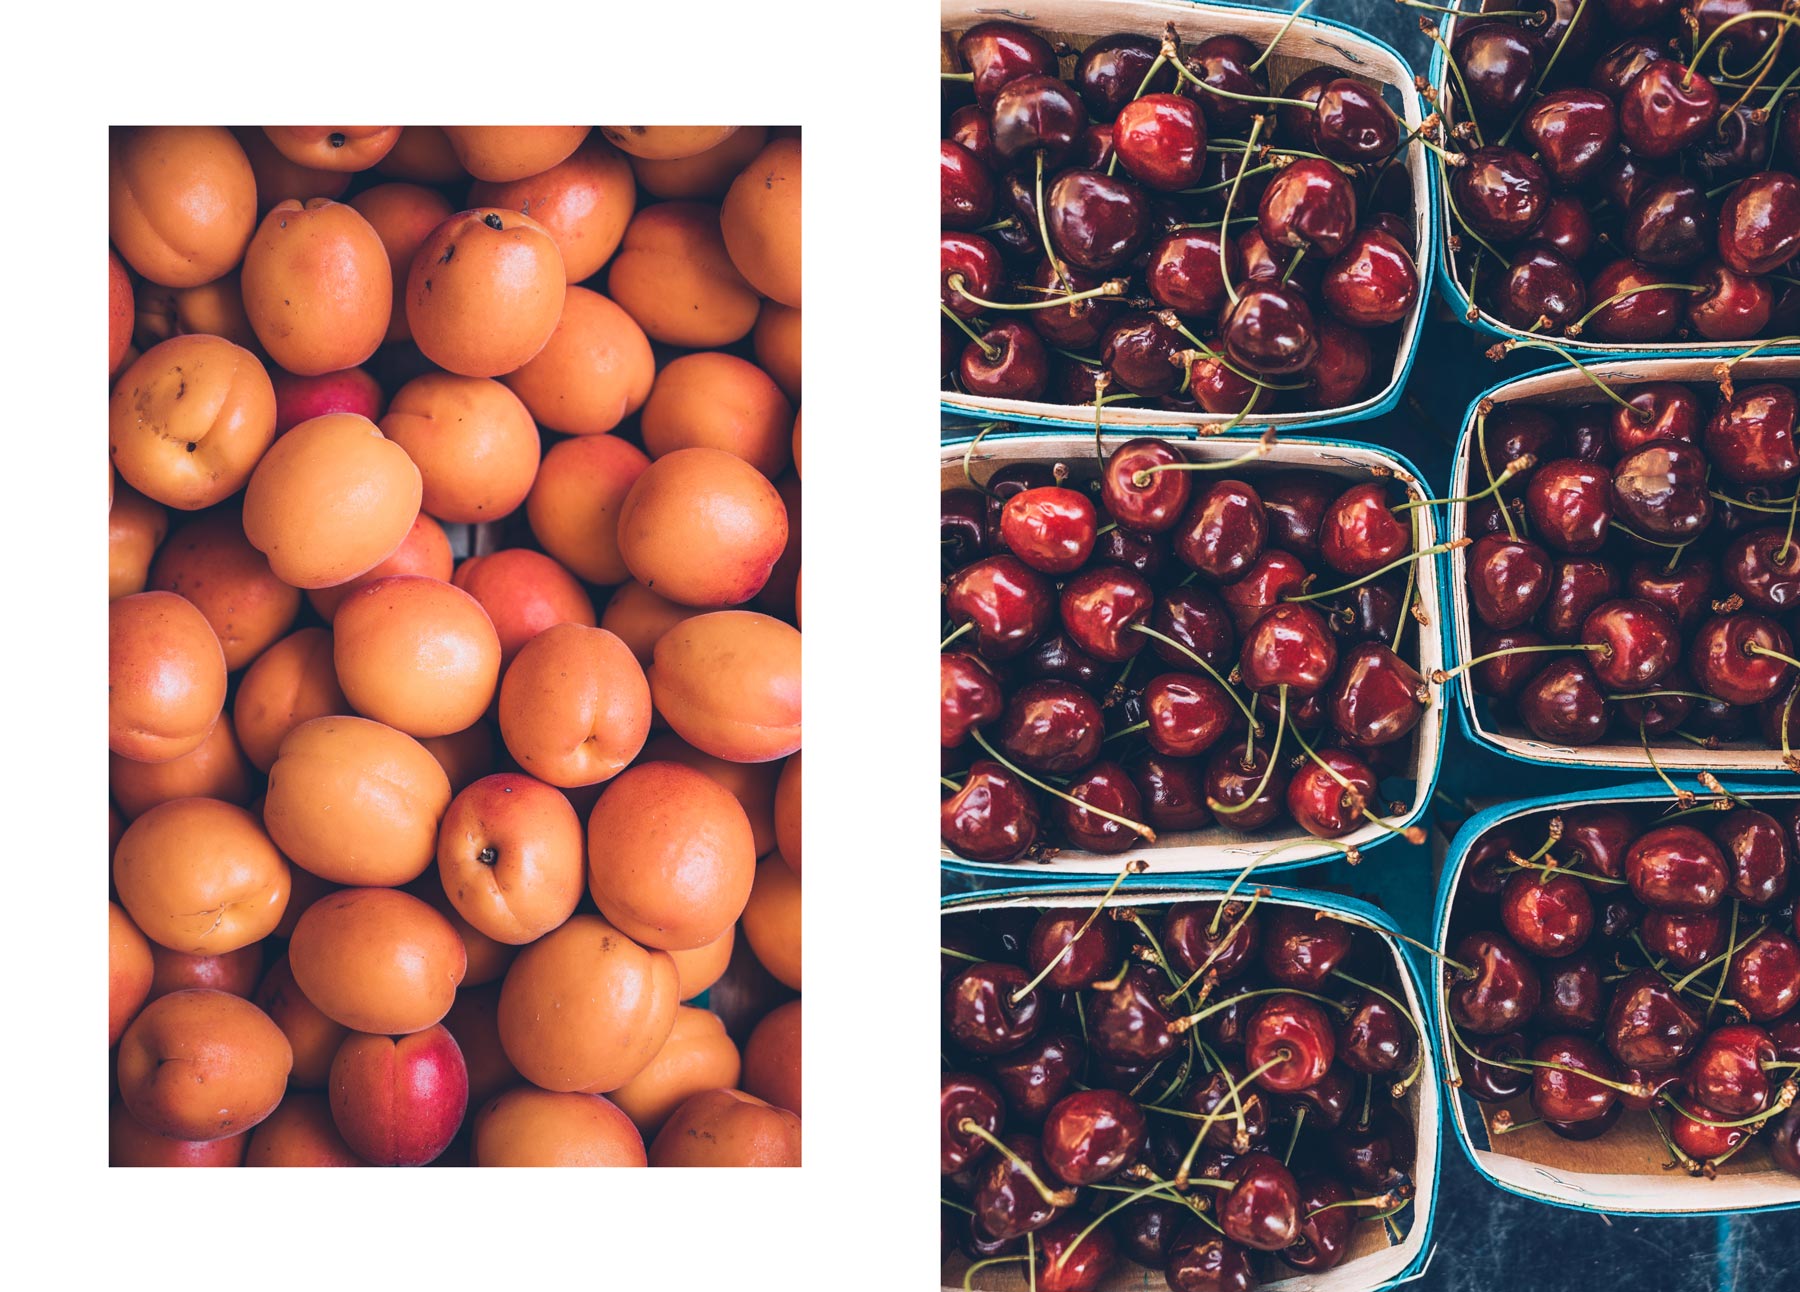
[1442,796,1800,1178]
[1450,370,1800,757]
[942,888,1426,1292]
[940,17,1423,415]
[941,436,1440,863]
[1433,0,1800,342]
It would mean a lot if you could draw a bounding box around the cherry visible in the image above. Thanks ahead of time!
[1460,1031,1532,1102]
[1728,929,1800,1020]
[1220,282,1320,377]
[1624,177,1716,269]
[961,320,1051,400]
[943,1072,1007,1173]
[972,1132,1071,1240]
[1518,658,1612,744]
[1113,94,1208,191]
[1775,1108,1800,1178]
[1041,1088,1146,1186]
[990,1030,1085,1126]
[946,554,1055,659]
[1500,870,1595,959]
[1025,909,1123,999]
[1627,556,1715,633]
[1453,23,1537,124]
[1603,968,1702,1071]
[1027,260,1125,351]
[1588,34,1664,97]
[1617,61,1718,160]
[1625,824,1729,913]
[959,21,1059,108]
[1328,643,1427,748]
[1579,259,1686,342]
[992,74,1090,166]
[1687,1024,1776,1119]
[943,762,1041,862]
[1184,352,1265,416]
[1275,66,1336,144]
[1117,1198,1186,1269]
[1101,312,1183,397]
[1150,587,1237,672]
[1611,382,1704,454]
[1469,534,1552,629]
[1023,631,1106,692]
[1582,598,1678,692]
[1541,558,1620,642]
[1088,964,1181,1064]
[1530,196,1596,263]
[1493,246,1587,331]
[1147,229,1242,321]
[998,487,1098,575]
[1307,321,1377,411]
[1286,1064,1356,1131]
[948,104,997,167]
[1240,604,1339,697]
[1705,383,1800,485]
[1523,90,1619,188]
[1144,671,1234,758]
[1219,550,1308,636]
[1642,908,1727,970]
[1182,34,1268,132]
[940,232,1005,318]
[1259,472,1337,561]
[1313,79,1400,164]
[1031,1215,1119,1292]
[1058,761,1149,853]
[1218,1151,1302,1251]
[1339,989,1415,1076]
[1165,1227,1253,1292]
[1258,158,1357,258]
[1261,906,1354,989]
[1176,479,1266,582]
[1095,526,1174,586]
[1183,1061,1271,1151]
[1453,147,1548,242]
[947,961,1044,1056]
[1286,747,1379,839]
[943,651,1005,748]
[1531,1033,1621,1124]
[941,141,997,231]
[1525,459,1613,554]
[1238,224,1321,291]
[1164,900,1262,984]
[1718,171,1800,276]
[1129,752,1213,832]
[1057,566,1153,663]
[1449,931,1542,1035]
[1329,1105,1414,1192]
[1465,628,1548,700]
[1046,169,1150,273]
[1538,954,1608,1033]
[1610,440,1713,538]
[1669,1089,1750,1162]
[1724,528,1800,612]
[1099,439,1190,534]
[1690,611,1794,705]
[1697,103,1773,181]
[1205,741,1290,829]
[1711,808,1792,908]
[1315,483,1407,579]
[1075,33,1174,120]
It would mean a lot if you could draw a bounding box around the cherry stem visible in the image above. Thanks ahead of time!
[1130,437,1277,488]
[942,71,974,82]
[1009,859,1150,1005]
[1129,624,1265,732]
[1667,897,1745,996]
[1505,856,1625,886]
[1686,10,1800,90]
[1170,985,1347,1034]
[1421,19,1488,151]
[1393,507,1421,655]
[1285,539,1468,604]
[1719,24,1787,123]
[1165,319,1311,389]
[1176,1054,1286,1185]
[1662,1080,1796,1129]
[1064,1177,1191,1266]
[1251,0,1316,71]
[1710,489,1800,515]
[1432,641,1602,685]
[956,1119,1078,1207]
[1308,1188,1412,1216]
[1166,41,1315,109]
[1289,720,1428,844]
[1565,282,1704,338]
[1210,685,1289,817]
[948,274,1127,312]
[1181,162,1278,195]
[1609,519,1692,551]
[941,621,974,651]
[1284,1105,1307,1165]
[1334,967,1427,1094]
[1396,456,1534,510]
[1748,643,1800,672]
[1383,924,1475,978]
[940,945,982,964]
[1473,409,1522,542]
[1494,339,1641,415]
[941,776,964,792]
[1280,244,1309,286]
[1036,151,1073,293]
[1219,116,1265,309]
[971,728,1159,843]
[1641,715,1691,808]
[1104,720,1150,743]
[1167,891,1269,1000]
[942,304,999,361]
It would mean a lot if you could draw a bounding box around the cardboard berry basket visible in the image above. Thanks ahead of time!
[940,0,1435,433]
[942,876,1444,1291]
[941,429,1450,878]
[1432,782,1800,1215]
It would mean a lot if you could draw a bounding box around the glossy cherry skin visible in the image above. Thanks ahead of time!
[1690,612,1794,705]
[1101,312,1182,397]
[1240,603,1339,697]
[960,21,1059,107]
[1165,1227,1254,1292]
[1046,168,1149,273]
[1163,900,1261,983]
[1032,1215,1119,1292]
[1219,550,1307,637]
[1530,196,1596,263]
[1625,824,1729,914]
[1150,586,1236,670]
[1453,147,1547,242]
[1102,438,1192,534]
[1460,1031,1531,1102]
[1182,1060,1271,1152]
[1313,78,1400,163]
[1328,1105,1413,1192]
[1176,479,1266,582]
[1493,246,1586,331]
[1204,741,1289,829]
[1521,89,1618,188]
[1027,908,1125,994]
[1001,487,1097,576]
[946,554,1055,659]
[943,651,1005,748]
[1146,229,1240,319]
[973,1132,1067,1240]
[1611,383,1704,454]
[1058,761,1148,854]
[1220,282,1320,378]
[1582,598,1677,692]
[1728,929,1800,1020]
[1086,964,1179,1064]
[1059,566,1156,664]
[1706,383,1800,486]
[1339,989,1415,1076]
[1541,558,1620,643]
[1538,953,1607,1033]
[1519,657,1612,744]
[1075,32,1175,120]
[1027,259,1124,351]
[1669,1089,1751,1162]
[1145,671,1234,759]
[1468,534,1552,630]
[1581,259,1685,342]
[1318,482,1408,579]
[1118,1198,1187,1271]
[1042,1089,1148,1192]
[1286,748,1378,840]
[1182,34,1267,132]
[1617,61,1718,160]
[1724,529,1800,613]
[1500,870,1595,959]
[1686,1024,1776,1119]
[941,232,1005,318]
[1453,23,1536,124]
[1525,459,1613,554]
[1530,1033,1620,1124]
[947,962,1044,1057]
[949,104,997,167]
[1610,440,1713,539]
[1129,753,1213,832]
[1261,907,1354,989]
[1112,94,1208,192]
[992,74,1090,166]
[990,1030,1084,1126]
[1258,472,1336,562]
[1624,177,1715,269]
[943,1072,1007,1173]
[1604,967,1702,1072]
[1718,171,1800,276]
[1774,1107,1800,1178]
[998,681,1104,776]
[961,321,1051,401]
[943,763,1041,862]
[1449,931,1542,1035]
[1218,1152,1302,1252]
[1327,643,1425,748]
[942,140,997,231]
[1563,805,1640,882]
[1642,908,1726,971]
[1258,159,1357,258]
[1712,808,1792,908]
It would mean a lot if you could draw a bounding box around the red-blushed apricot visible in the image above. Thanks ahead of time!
[420,720,499,795]
[232,627,348,772]
[264,714,452,887]
[332,576,502,738]
[148,943,262,1003]
[232,127,351,217]
[741,998,801,1116]
[379,373,541,522]
[329,1025,468,1166]
[600,126,739,161]
[470,137,636,283]
[241,199,391,376]
[147,507,302,671]
[274,864,338,941]
[110,1100,247,1167]
[244,1093,366,1166]
[288,887,466,1034]
[117,989,292,1140]
[109,485,168,601]
[109,248,135,375]
[587,762,755,951]
[525,435,649,586]
[640,352,792,477]
[617,448,788,607]
[109,903,154,1045]
[241,413,421,589]
[113,797,290,955]
[742,854,801,990]
[453,549,596,670]
[648,1088,800,1167]
[407,208,565,377]
[271,365,384,437]
[601,581,701,671]
[754,301,801,402]
[408,868,518,988]
[774,753,801,872]
[263,127,401,173]
[378,127,465,183]
[610,203,762,351]
[109,334,277,511]
[307,512,451,623]
[650,611,801,763]
[109,591,228,764]
[443,127,591,182]
[255,955,349,1088]
[497,913,678,1092]
[438,773,585,945]
[609,1007,742,1138]
[722,137,802,308]
[630,127,768,200]
[501,286,654,435]
[669,926,735,1001]
[498,624,651,788]
[473,1088,646,1167]
[109,127,257,288]
[348,183,456,345]
[442,982,519,1109]
[756,471,802,622]
[641,731,780,857]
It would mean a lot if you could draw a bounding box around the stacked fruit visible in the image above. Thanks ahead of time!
[1441,795,1800,1177]
[942,436,1445,862]
[1431,0,1800,342]
[107,125,801,1167]
[942,886,1426,1291]
[940,17,1424,415]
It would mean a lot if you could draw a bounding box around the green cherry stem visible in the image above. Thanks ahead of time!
[1010,859,1150,1004]
[957,1119,1078,1207]
[971,728,1159,843]
[1219,115,1266,309]
[1128,624,1265,732]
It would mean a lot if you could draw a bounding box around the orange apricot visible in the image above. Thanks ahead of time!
[274,864,339,941]
[332,575,501,738]
[408,868,518,988]
[110,1099,248,1167]
[306,511,452,623]
[473,1088,646,1167]
[599,126,739,161]
[437,773,585,945]
[502,286,654,436]
[109,126,257,288]
[109,591,227,764]
[232,126,351,216]
[379,373,541,522]
[109,334,277,511]
[110,716,253,821]
[109,484,168,601]
[453,549,596,670]
[640,352,792,477]
[741,998,802,1116]
[741,853,801,990]
[407,208,566,377]
[721,137,802,308]
[647,1088,800,1167]
[348,182,456,345]
[630,126,768,200]
[649,611,801,763]
[607,202,760,347]
[600,581,700,671]
[147,506,302,671]
[244,1093,366,1166]
[419,719,499,795]
[497,623,651,788]
[524,434,649,586]
[109,249,135,375]
[231,627,348,772]
[753,300,802,402]
[288,887,466,1034]
[617,447,788,607]
[117,989,292,1141]
[241,198,391,376]
[609,1006,742,1138]
[254,955,350,1089]
[443,127,592,182]
[109,902,155,1046]
[147,943,263,1001]
[113,797,290,954]
[641,731,780,857]
[469,136,636,283]
[262,127,401,173]
[378,127,465,183]
[165,272,258,349]
[775,752,802,872]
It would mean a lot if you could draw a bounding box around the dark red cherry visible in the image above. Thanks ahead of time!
[973,1132,1068,1240]
[1328,1105,1413,1192]
[1276,67,1337,145]
[1204,741,1290,829]
[942,651,1005,748]
[1286,748,1378,840]
[1611,382,1703,454]
[1706,383,1800,486]
[1327,643,1426,748]
[1625,824,1729,913]
[1582,597,1678,691]
[1058,761,1148,853]
[1150,586,1236,670]
[1460,1031,1531,1103]
[1687,260,1774,341]
[1690,612,1794,705]
[1618,61,1718,160]
[1075,33,1176,121]
[1728,929,1800,1020]
[1464,827,1524,895]
[1128,752,1213,832]
[1118,1198,1185,1269]
[942,1072,1006,1173]
[1185,352,1267,417]
[1164,1227,1254,1292]
[1181,34,1267,132]
[1023,631,1106,691]
[942,140,997,231]
[948,104,997,168]
[1718,171,1800,276]
[1686,1024,1776,1119]
[1531,1034,1620,1124]
[1594,150,1666,213]
[1176,479,1266,582]
[1589,34,1664,98]
[1452,23,1537,125]
[1538,953,1607,1033]
[992,74,1090,166]
[1698,101,1773,180]
[1604,967,1702,1071]
[1113,94,1208,192]
[1320,228,1417,329]
[1146,229,1241,319]
[1032,1214,1119,1292]
[1261,906,1354,989]
[945,554,1055,658]
[1245,995,1335,1095]
[1220,282,1320,377]
[1260,472,1338,562]
[1163,900,1262,983]
[1627,557,1715,633]
[1237,224,1321,291]
[1541,557,1620,642]
[1523,89,1619,187]
[1285,1065,1355,1131]
[1313,78,1400,164]
[961,321,1051,400]
[1183,1060,1271,1151]
[959,21,1059,108]
[1240,603,1339,697]
[1452,147,1547,243]
[989,1030,1084,1126]
[1468,534,1552,630]
[947,962,1044,1056]
[1642,909,1727,970]
[1339,989,1415,1076]
[943,487,990,572]
[1026,259,1124,351]
[1580,259,1685,341]
[1093,522,1174,587]
[1086,963,1180,1064]
[1695,0,1784,70]
[1623,177,1715,269]
[1258,158,1357,258]
[1218,550,1307,637]
[1610,440,1713,538]
[940,232,1004,318]
[1101,311,1182,397]
[1724,528,1800,613]
[1046,169,1150,273]
[1500,870,1595,959]
[1041,1088,1146,1186]
[1102,439,1193,535]
[1493,246,1586,332]
[1217,1152,1302,1252]
[943,762,1041,862]
[1302,321,1374,410]
[1561,804,1639,882]
[1711,808,1792,908]
[997,680,1104,776]
[1449,931,1542,1035]
[1525,459,1613,554]
[1060,566,1155,663]
[1145,672,1234,758]
[1529,196,1596,264]
[1517,657,1610,743]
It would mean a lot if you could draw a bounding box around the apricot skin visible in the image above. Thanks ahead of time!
[232,627,349,773]
[244,1093,365,1166]
[600,582,700,671]
[640,352,792,478]
[742,998,802,1116]
[607,202,760,348]
[649,611,801,763]
[288,887,467,1035]
[648,1088,800,1167]
[498,624,651,789]
[453,549,596,669]
[348,183,456,345]
[332,575,502,739]
[442,127,591,182]
[329,1025,468,1166]
[742,853,802,991]
[642,731,779,857]
[609,1006,742,1138]
[379,373,541,523]
[379,127,465,183]
[525,435,650,587]
[113,797,290,954]
[407,208,566,378]
[109,126,257,288]
[599,126,738,161]
[307,512,452,623]
[754,302,802,402]
[469,137,636,283]
[255,955,350,1089]
[110,1101,247,1167]
[108,485,168,602]
[669,926,735,1002]
[109,903,154,1046]
[437,773,585,945]
[109,249,134,374]
[775,753,802,872]
[501,285,655,436]
[233,126,351,217]
[630,127,768,200]
[722,137,802,308]
[263,126,402,173]
[116,990,293,1142]
[109,591,228,764]
[241,199,392,376]
[617,447,788,608]
[147,507,302,671]
[474,1088,646,1167]
[147,943,263,1002]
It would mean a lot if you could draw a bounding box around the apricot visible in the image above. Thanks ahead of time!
[271,365,384,437]
[241,198,391,376]
[113,797,289,954]
[117,989,292,1141]
[380,373,541,522]
[755,306,802,406]
[609,1006,742,1138]
[443,127,591,182]
[348,183,456,345]
[774,752,802,872]
[179,273,260,349]
[109,248,134,375]
[148,943,262,1001]
[640,352,792,478]
[600,581,700,671]
[630,126,768,200]
[741,854,801,991]
[407,208,565,377]
[438,773,585,945]
[109,902,154,1046]
[254,955,349,1088]
[408,868,519,989]
[241,413,421,589]
[147,507,302,671]
[110,1100,247,1167]
[587,762,755,952]
[473,1088,646,1167]
[498,624,650,788]
[524,434,649,586]
[109,591,227,764]
[741,999,801,1116]
[264,714,451,886]
[274,864,339,941]
[109,126,257,288]
[617,448,787,607]
[288,887,466,1034]
[442,982,519,1109]
[453,549,595,669]
[650,611,800,763]
[108,485,168,601]
[599,126,739,161]
[497,913,678,1092]
[669,926,735,1001]
[263,126,402,173]
[608,202,760,347]
[420,720,499,795]
[332,576,501,738]
[329,1025,468,1166]
[109,334,277,511]
[721,137,802,308]
[232,126,351,216]
[641,732,779,857]
[647,1088,800,1167]
[232,627,348,772]
[307,511,451,623]
[378,127,465,183]
[244,1093,365,1166]
[470,137,636,283]
[502,287,655,436]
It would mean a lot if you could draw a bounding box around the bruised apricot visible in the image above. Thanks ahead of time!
[380,373,540,522]
[109,127,257,288]
[607,202,760,347]
[147,943,263,1001]
[437,773,585,945]
[254,955,349,1089]
[307,512,451,623]
[110,717,253,820]
[609,1006,742,1138]
[443,127,591,182]
[329,1025,468,1166]
[109,248,134,375]
[111,1100,247,1167]
[148,507,302,671]
[774,753,801,873]
[600,126,739,161]
[524,434,649,586]
[378,127,465,183]
[117,989,292,1141]
[498,623,650,788]
[288,887,466,1034]
[113,798,289,954]
[453,549,595,669]
[647,1088,800,1167]
[109,591,227,764]
[232,126,351,216]
[332,576,501,738]
[640,352,792,477]
[348,183,455,345]
[407,208,565,377]
[741,854,801,990]
[109,903,154,1046]
[232,627,348,772]
[109,485,168,601]
[263,126,402,173]
[473,1088,646,1167]
[669,926,735,1001]
[600,581,700,670]
[650,611,801,763]
[630,126,767,200]
[501,286,654,435]
[754,301,802,402]
[241,413,421,589]
[722,137,801,308]
[264,714,452,887]
[641,731,780,857]
[244,1093,366,1166]
[109,334,277,511]
[469,137,636,283]
[741,998,802,1116]
[241,198,391,376]
[617,448,787,607]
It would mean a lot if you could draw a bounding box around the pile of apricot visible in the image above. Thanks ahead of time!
[107,125,802,1168]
